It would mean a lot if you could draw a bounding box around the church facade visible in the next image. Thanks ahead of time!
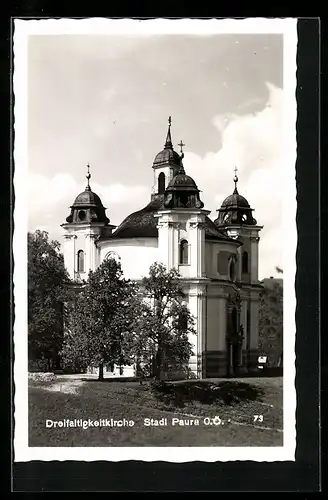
[61,118,263,379]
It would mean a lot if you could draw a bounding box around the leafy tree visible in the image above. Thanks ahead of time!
[258,281,283,367]
[61,257,139,380]
[133,262,196,381]
[28,230,70,371]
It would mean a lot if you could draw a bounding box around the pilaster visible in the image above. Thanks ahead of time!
[62,233,77,279]
[189,220,206,278]
[250,235,260,283]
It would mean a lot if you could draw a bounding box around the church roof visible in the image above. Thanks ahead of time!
[99,194,232,241]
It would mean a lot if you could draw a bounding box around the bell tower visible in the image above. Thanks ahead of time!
[214,168,263,370]
[214,168,263,284]
[61,165,115,281]
[155,142,210,377]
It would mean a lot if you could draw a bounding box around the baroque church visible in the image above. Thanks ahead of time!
[61,118,263,379]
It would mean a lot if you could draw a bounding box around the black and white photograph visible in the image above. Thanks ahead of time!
[13,18,297,462]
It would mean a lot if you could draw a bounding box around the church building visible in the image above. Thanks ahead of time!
[61,118,263,379]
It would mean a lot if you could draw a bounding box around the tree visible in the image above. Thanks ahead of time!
[133,262,196,381]
[28,230,70,371]
[60,257,139,380]
[258,281,283,367]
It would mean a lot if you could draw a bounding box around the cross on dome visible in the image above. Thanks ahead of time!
[178,140,185,154]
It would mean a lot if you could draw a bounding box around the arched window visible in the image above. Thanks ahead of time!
[242,251,249,273]
[77,250,85,273]
[179,239,189,265]
[105,251,120,262]
[158,172,166,194]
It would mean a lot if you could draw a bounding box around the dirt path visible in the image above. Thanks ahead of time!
[32,378,87,394]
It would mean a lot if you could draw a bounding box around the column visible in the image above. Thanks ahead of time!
[157,220,170,268]
[84,232,91,275]
[62,234,76,280]
[250,297,260,349]
[187,288,199,376]
[189,220,205,278]
[196,288,206,378]
[88,234,98,272]
[218,298,227,351]
[250,235,260,283]
[241,300,248,350]
[170,221,179,270]
[237,245,242,281]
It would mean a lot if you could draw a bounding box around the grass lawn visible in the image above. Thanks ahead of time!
[28,376,283,447]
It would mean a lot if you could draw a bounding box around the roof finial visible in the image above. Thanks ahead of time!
[233,166,239,194]
[86,163,91,191]
[178,140,185,156]
[164,116,173,149]
[177,140,186,174]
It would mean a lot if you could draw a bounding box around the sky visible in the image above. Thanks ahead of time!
[27,32,285,279]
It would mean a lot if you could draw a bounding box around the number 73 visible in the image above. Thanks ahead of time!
[254,415,263,422]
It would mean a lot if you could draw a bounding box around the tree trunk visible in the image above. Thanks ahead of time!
[154,348,163,381]
[98,362,104,381]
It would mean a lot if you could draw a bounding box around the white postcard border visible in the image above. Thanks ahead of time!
[13,17,298,463]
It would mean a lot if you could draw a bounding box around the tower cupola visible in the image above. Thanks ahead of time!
[214,167,257,227]
[65,164,110,225]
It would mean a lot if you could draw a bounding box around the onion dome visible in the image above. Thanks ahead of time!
[152,116,182,170]
[214,168,257,227]
[164,141,204,209]
[65,165,110,225]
